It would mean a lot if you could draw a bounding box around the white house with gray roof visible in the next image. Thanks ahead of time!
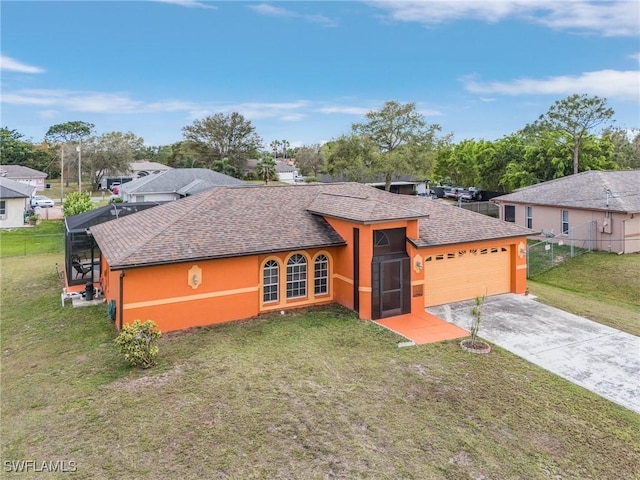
[493,170,640,254]
[118,168,247,203]
[0,177,36,228]
[0,165,48,191]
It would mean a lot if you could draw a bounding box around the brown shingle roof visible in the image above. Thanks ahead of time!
[91,183,534,269]
[307,192,427,223]
[493,170,640,213]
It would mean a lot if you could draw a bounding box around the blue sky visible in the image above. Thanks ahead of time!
[2,1,639,149]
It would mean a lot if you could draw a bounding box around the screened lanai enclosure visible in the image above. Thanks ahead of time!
[64,202,161,288]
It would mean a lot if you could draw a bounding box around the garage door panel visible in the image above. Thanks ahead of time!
[424,247,511,307]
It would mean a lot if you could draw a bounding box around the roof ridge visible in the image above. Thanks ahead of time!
[116,190,220,261]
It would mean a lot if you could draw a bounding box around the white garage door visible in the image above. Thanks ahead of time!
[424,245,511,307]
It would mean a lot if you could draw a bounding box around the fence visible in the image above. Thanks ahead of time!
[526,220,597,278]
[459,201,500,218]
[0,233,65,257]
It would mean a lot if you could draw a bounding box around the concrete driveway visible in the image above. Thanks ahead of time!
[427,294,640,414]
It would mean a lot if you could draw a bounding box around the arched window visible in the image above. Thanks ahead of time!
[263,260,279,303]
[286,254,307,298]
[314,254,329,295]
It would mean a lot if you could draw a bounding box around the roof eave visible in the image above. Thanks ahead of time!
[308,210,427,225]
[105,240,349,270]
[411,232,537,249]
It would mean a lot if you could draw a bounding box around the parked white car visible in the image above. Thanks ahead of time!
[31,195,55,208]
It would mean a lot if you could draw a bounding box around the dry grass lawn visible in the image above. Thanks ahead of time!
[1,252,639,479]
[528,252,640,336]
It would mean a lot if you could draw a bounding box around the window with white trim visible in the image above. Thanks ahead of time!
[314,254,329,295]
[263,260,279,303]
[286,254,307,298]
[526,206,533,229]
[0,201,5,216]
[561,210,569,234]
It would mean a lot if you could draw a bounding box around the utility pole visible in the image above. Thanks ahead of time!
[60,146,64,203]
[77,138,82,193]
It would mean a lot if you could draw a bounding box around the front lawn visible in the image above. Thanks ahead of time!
[1,252,639,479]
[528,252,640,336]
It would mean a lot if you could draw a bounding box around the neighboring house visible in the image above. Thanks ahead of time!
[129,160,172,178]
[493,170,640,254]
[0,177,36,228]
[366,181,419,196]
[98,160,172,189]
[90,182,533,333]
[245,159,300,183]
[0,165,48,191]
[322,173,429,196]
[118,168,247,203]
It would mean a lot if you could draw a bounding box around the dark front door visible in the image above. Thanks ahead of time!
[381,258,403,317]
[372,254,410,320]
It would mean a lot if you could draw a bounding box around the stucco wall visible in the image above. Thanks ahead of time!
[500,202,634,253]
[0,197,28,228]
[622,216,640,253]
[104,248,344,332]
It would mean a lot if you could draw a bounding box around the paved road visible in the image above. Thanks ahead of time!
[428,293,640,414]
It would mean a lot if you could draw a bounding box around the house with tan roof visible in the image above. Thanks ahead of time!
[493,170,640,254]
[86,182,533,335]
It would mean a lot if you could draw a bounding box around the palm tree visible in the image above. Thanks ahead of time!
[270,140,281,160]
[212,157,238,178]
[256,155,278,184]
[281,139,290,160]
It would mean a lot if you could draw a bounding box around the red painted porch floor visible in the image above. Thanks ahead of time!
[375,311,469,345]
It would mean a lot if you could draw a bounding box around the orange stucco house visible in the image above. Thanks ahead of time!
[90,183,532,333]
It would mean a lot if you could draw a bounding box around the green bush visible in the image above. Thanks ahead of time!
[114,320,162,368]
[109,196,123,204]
[62,191,94,217]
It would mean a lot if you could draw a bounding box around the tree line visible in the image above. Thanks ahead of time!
[1,94,638,192]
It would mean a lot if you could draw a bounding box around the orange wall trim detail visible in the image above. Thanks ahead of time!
[123,285,259,310]
[260,295,334,312]
[333,273,353,285]
[516,264,527,270]
[358,286,372,293]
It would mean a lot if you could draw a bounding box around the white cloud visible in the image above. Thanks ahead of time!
[318,103,442,117]
[464,69,640,100]
[228,101,312,120]
[249,3,337,27]
[0,55,45,74]
[1,89,209,114]
[631,53,640,63]
[249,4,295,18]
[416,106,443,117]
[368,1,639,37]
[1,90,319,120]
[153,0,216,10]
[318,106,371,115]
[39,110,58,120]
